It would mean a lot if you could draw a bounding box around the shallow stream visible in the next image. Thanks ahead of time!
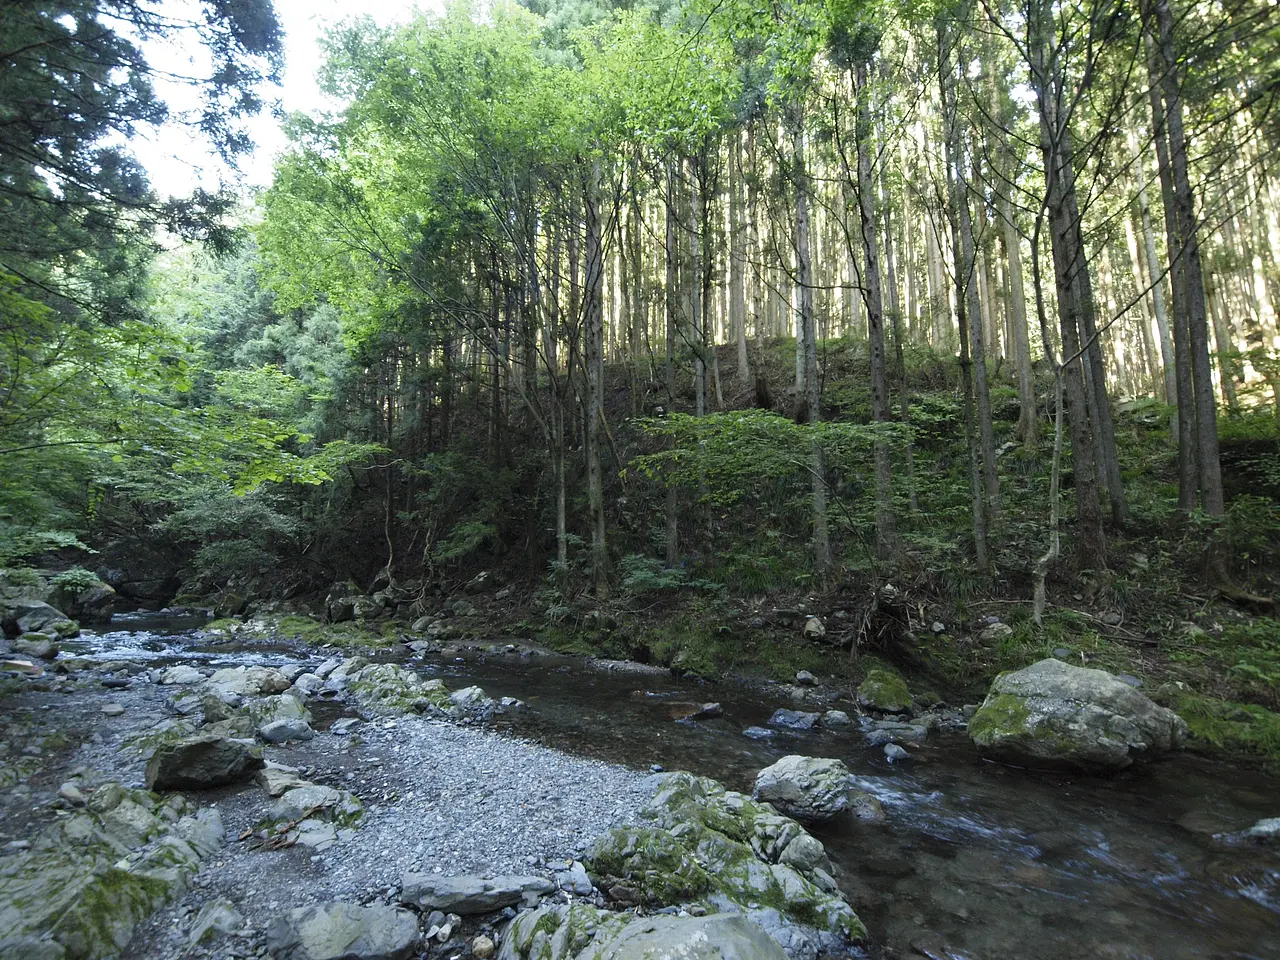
[68,617,1280,960]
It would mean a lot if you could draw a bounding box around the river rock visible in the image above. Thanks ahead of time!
[1,659,42,675]
[205,665,292,701]
[821,710,851,728]
[863,719,929,746]
[753,756,853,822]
[259,718,315,743]
[743,726,774,740]
[555,860,593,895]
[499,906,788,960]
[266,902,419,960]
[585,772,863,959]
[50,577,116,622]
[292,673,324,697]
[802,617,825,641]
[769,709,821,731]
[9,600,78,638]
[13,634,58,659]
[795,670,817,686]
[449,685,496,718]
[472,934,495,959]
[160,665,204,685]
[243,692,312,729]
[1244,817,1280,842]
[189,897,244,945]
[968,658,1188,772]
[145,734,265,790]
[347,662,452,716]
[0,785,223,959]
[269,784,363,825]
[257,762,310,797]
[400,874,554,914]
[856,670,911,713]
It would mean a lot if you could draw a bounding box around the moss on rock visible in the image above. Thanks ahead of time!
[583,772,865,956]
[0,784,223,959]
[348,663,452,716]
[857,669,911,713]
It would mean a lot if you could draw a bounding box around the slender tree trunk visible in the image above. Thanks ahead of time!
[584,161,609,595]
[1029,0,1106,568]
[1133,148,1177,411]
[940,21,990,568]
[856,61,896,559]
[730,134,750,381]
[793,109,831,578]
[882,147,919,512]
[1151,0,1225,519]
[999,191,1037,443]
[1145,31,1197,513]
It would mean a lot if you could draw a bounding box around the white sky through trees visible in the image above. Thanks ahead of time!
[133,0,429,197]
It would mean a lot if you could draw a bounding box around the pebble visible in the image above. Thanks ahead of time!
[101,703,125,716]
[472,933,496,958]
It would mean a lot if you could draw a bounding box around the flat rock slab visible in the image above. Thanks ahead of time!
[145,734,265,791]
[768,709,820,731]
[501,905,788,960]
[400,874,554,914]
[266,902,419,960]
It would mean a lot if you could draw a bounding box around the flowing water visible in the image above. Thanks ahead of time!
[67,618,1280,960]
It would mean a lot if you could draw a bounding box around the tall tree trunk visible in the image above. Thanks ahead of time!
[1028,0,1106,568]
[793,110,831,579]
[664,159,680,567]
[689,156,708,417]
[856,61,896,560]
[1150,0,1225,519]
[584,161,609,595]
[1144,32,1197,513]
[730,133,750,382]
[1131,133,1177,412]
[882,144,920,512]
[939,21,990,568]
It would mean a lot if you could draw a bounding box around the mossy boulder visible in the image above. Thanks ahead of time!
[856,670,911,713]
[0,784,223,959]
[347,662,452,716]
[969,658,1188,772]
[498,906,787,960]
[584,772,864,960]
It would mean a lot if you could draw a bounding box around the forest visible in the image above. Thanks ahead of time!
[5,3,1280,959]
[4,0,1280,750]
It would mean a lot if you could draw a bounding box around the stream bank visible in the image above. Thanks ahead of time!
[1,613,1278,960]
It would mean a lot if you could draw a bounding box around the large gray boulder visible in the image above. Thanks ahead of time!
[204,666,292,702]
[499,906,788,960]
[0,784,222,960]
[753,756,853,823]
[968,658,1188,772]
[6,600,78,638]
[399,874,553,914]
[145,735,265,791]
[584,772,862,960]
[265,903,419,960]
